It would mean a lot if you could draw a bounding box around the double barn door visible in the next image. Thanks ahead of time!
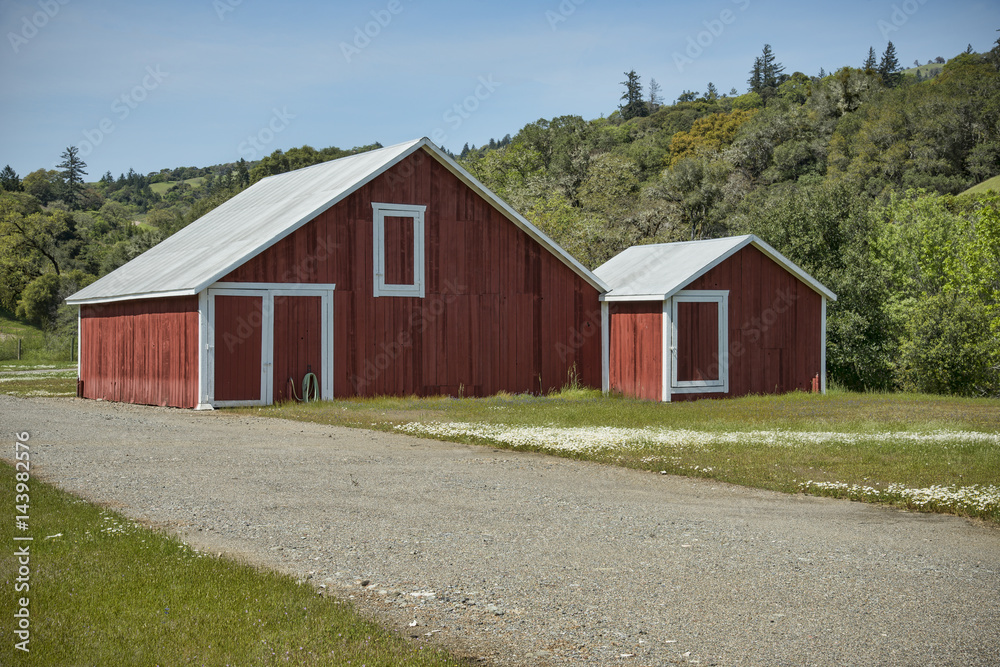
[208,287,333,406]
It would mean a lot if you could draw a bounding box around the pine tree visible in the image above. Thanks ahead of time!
[0,165,22,191]
[619,70,648,120]
[56,146,88,210]
[817,67,826,78]
[705,82,719,100]
[863,47,877,72]
[878,41,901,87]
[747,45,786,104]
[747,56,763,94]
[648,78,663,110]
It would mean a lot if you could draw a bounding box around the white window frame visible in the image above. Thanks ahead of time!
[669,290,729,394]
[372,202,426,298]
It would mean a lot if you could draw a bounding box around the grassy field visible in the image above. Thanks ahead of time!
[963,173,1000,196]
[0,311,76,367]
[0,462,468,666]
[149,176,207,195]
[235,389,1000,523]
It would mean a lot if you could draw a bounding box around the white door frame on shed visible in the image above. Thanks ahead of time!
[663,290,730,401]
[197,283,335,409]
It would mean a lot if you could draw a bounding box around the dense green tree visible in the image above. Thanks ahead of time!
[863,47,878,72]
[878,41,902,87]
[1,165,21,191]
[619,70,648,120]
[56,146,88,210]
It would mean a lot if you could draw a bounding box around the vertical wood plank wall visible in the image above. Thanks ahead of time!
[221,148,603,398]
[608,302,663,401]
[79,296,199,408]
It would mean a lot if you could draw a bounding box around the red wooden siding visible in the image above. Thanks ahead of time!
[79,297,198,408]
[383,215,414,286]
[608,302,662,401]
[213,295,263,401]
[272,295,323,402]
[675,301,719,382]
[220,149,602,398]
[673,244,823,400]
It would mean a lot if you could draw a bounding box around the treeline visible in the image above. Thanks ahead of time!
[458,42,1000,396]
[0,142,382,344]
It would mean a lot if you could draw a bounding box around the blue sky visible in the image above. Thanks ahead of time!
[2,0,997,179]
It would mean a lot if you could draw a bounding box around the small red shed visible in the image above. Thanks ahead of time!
[67,138,607,409]
[595,235,836,402]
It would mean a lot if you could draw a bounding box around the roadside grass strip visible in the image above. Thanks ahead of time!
[0,463,466,666]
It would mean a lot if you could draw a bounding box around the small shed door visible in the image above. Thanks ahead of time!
[669,290,729,394]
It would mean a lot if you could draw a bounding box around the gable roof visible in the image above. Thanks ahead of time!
[68,138,607,305]
[594,234,836,301]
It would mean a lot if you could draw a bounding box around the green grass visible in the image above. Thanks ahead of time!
[149,176,207,195]
[962,173,1000,196]
[0,368,77,397]
[0,310,77,367]
[0,462,468,666]
[234,389,1000,522]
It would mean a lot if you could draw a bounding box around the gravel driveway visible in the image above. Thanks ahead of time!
[3,394,999,666]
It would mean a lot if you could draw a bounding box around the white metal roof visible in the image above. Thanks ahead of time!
[68,138,607,304]
[594,234,836,301]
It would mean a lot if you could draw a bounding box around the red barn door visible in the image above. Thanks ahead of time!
[213,293,265,401]
[272,295,323,403]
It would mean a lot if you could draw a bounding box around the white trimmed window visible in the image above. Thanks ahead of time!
[372,203,426,298]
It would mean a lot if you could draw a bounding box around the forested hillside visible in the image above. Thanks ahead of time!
[2,41,999,395]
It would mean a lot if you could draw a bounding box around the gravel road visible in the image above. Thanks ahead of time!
[2,394,999,666]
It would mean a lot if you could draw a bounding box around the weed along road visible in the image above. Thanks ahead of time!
[3,395,999,666]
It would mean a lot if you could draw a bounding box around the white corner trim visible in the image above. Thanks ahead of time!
[821,297,828,394]
[601,302,609,394]
[661,299,672,402]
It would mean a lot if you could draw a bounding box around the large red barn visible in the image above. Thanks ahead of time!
[67,139,607,408]
[595,236,837,402]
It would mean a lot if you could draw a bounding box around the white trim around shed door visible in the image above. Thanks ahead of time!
[669,290,729,394]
